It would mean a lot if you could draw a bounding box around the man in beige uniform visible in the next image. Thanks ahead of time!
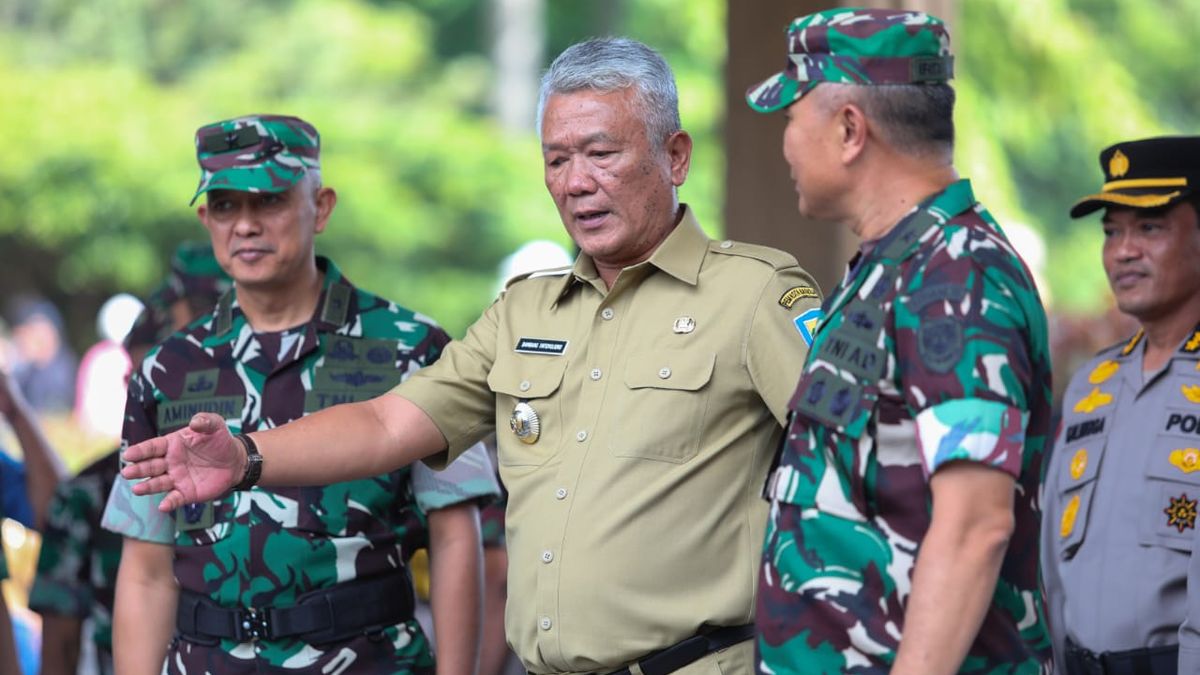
[120,37,822,675]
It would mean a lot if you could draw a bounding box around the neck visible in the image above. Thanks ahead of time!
[1140,308,1200,372]
[594,205,683,289]
[236,266,325,333]
[841,152,958,242]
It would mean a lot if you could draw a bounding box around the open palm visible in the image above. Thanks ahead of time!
[121,412,245,512]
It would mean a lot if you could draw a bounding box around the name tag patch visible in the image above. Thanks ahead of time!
[515,338,568,356]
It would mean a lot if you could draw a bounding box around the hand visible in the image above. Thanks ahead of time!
[120,413,247,512]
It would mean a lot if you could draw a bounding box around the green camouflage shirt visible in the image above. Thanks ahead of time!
[29,449,121,673]
[103,256,498,674]
[758,180,1053,673]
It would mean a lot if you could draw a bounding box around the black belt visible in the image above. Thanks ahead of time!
[176,571,416,646]
[606,624,755,675]
[1065,637,1178,675]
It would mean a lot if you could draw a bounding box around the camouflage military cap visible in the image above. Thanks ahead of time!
[1070,136,1200,218]
[746,8,954,113]
[190,114,320,205]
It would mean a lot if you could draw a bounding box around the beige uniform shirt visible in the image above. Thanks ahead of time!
[397,207,821,674]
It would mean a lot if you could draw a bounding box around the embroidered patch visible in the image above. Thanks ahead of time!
[1182,384,1200,404]
[793,308,822,347]
[778,286,818,309]
[1183,330,1200,353]
[1073,387,1113,414]
[1088,359,1119,385]
[1164,493,1198,533]
[1170,448,1200,474]
[1065,417,1105,443]
[917,317,963,373]
[514,338,568,356]
[177,502,215,532]
[1060,494,1080,538]
[1165,411,1200,434]
[1069,448,1088,480]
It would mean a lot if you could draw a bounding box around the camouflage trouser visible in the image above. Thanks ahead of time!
[165,621,435,675]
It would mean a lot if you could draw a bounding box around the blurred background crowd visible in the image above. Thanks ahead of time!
[0,0,1194,672]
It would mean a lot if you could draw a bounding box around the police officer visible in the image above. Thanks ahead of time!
[102,114,499,674]
[29,243,229,675]
[121,40,823,675]
[1042,136,1200,675]
[745,9,1052,673]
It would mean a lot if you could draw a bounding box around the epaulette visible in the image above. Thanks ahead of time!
[1094,328,1143,358]
[708,239,798,270]
[503,265,572,291]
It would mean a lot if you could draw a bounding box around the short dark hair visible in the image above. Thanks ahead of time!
[820,83,955,157]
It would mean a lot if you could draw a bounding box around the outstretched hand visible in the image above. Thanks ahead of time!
[120,412,247,512]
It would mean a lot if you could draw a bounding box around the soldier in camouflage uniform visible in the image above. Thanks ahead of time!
[101,114,498,675]
[1042,137,1200,675]
[745,9,1052,673]
[29,242,230,675]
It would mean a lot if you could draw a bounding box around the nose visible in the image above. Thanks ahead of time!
[1108,229,1141,262]
[564,160,597,197]
[230,203,261,237]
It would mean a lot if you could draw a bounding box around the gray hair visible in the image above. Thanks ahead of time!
[536,37,681,149]
[818,83,956,159]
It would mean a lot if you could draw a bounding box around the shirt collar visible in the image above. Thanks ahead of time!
[551,204,708,305]
[212,255,355,338]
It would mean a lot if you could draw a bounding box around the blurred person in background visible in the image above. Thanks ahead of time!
[5,296,77,415]
[1042,136,1200,674]
[73,293,144,440]
[101,114,496,675]
[29,242,230,675]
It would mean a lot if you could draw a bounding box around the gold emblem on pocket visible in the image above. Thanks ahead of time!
[1164,493,1198,533]
[1182,385,1200,404]
[510,402,541,445]
[1073,387,1113,414]
[1087,360,1119,385]
[1170,448,1200,474]
[1069,448,1088,480]
[1060,494,1080,538]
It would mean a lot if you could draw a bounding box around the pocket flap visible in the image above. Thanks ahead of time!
[487,356,569,398]
[623,350,715,391]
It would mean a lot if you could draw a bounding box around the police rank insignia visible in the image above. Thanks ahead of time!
[510,402,541,444]
[1069,448,1088,480]
[1060,494,1080,538]
[1170,448,1200,474]
[1164,493,1198,533]
[1108,149,1130,178]
[1088,360,1119,385]
[1073,387,1114,414]
[1184,331,1200,353]
[1182,384,1200,404]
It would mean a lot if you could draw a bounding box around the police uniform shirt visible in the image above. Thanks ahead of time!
[1042,326,1200,671]
[397,206,822,674]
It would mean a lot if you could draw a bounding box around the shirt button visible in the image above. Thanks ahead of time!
[576,430,588,442]
[590,368,602,381]
[519,380,531,392]
[555,488,568,500]
[658,367,671,379]
[539,616,553,630]
[719,240,733,249]
[541,550,554,563]
[601,308,615,320]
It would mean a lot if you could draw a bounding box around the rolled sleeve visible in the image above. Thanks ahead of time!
[915,398,1027,478]
[100,476,175,544]
[411,441,500,513]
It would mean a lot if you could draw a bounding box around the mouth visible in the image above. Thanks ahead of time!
[573,208,611,228]
[232,247,272,263]
[1109,269,1148,290]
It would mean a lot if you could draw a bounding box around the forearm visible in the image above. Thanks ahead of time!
[892,463,1016,675]
[252,394,447,487]
[6,400,64,528]
[114,538,178,675]
[40,615,83,675]
[428,504,484,675]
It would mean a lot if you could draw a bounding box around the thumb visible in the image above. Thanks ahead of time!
[189,412,226,435]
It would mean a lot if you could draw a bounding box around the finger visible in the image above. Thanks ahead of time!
[122,437,167,462]
[158,490,185,513]
[130,473,174,496]
[190,412,225,434]
[122,457,168,480]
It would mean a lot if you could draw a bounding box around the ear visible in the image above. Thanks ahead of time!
[836,102,869,165]
[313,187,337,234]
[664,130,693,187]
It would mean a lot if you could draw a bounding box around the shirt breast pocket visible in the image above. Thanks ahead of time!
[1139,432,1200,552]
[1052,437,1105,561]
[173,495,236,547]
[611,350,716,464]
[488,355,568,467]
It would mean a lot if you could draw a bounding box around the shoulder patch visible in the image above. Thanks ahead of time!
[709,240,798,270]
[503,265,572,290]
[779,285,819,309]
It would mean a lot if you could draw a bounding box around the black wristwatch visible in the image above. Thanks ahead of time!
[233,433,263,491]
